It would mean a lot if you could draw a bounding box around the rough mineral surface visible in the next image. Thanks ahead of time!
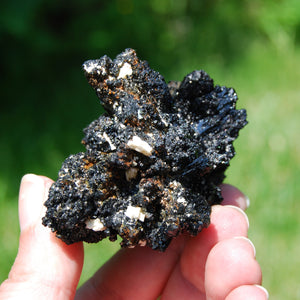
[42,48,247,251]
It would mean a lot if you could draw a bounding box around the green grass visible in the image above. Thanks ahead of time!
[0,197,19,280]
[1,44,299,299]
[224,46,300,299]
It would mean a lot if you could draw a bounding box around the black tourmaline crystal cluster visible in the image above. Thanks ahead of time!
[42,49,247,251]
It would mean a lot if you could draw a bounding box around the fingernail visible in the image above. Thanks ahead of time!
[255,285,269,299]
[19,174,45,232]
[245,195,250,208]
[226,205,250,229]
[233,236,256,257]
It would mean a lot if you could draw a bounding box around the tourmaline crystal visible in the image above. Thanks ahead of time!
[42,49,247,251]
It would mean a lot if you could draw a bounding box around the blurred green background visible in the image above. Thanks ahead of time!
[1,0,299,298]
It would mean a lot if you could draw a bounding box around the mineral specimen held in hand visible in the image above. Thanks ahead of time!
[42,48,247,251]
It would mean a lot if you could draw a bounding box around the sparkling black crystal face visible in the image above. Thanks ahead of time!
[42,48,247,251]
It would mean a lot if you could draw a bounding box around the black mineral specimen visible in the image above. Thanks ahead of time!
[42,48,247,251]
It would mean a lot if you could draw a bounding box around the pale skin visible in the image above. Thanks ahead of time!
[0,174,269,299]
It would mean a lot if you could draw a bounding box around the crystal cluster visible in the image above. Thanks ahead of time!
[42,49,247,251]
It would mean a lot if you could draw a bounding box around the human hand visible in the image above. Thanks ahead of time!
[0,174,268,299]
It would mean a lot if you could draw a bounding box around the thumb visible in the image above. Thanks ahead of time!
[0,174,84,300]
